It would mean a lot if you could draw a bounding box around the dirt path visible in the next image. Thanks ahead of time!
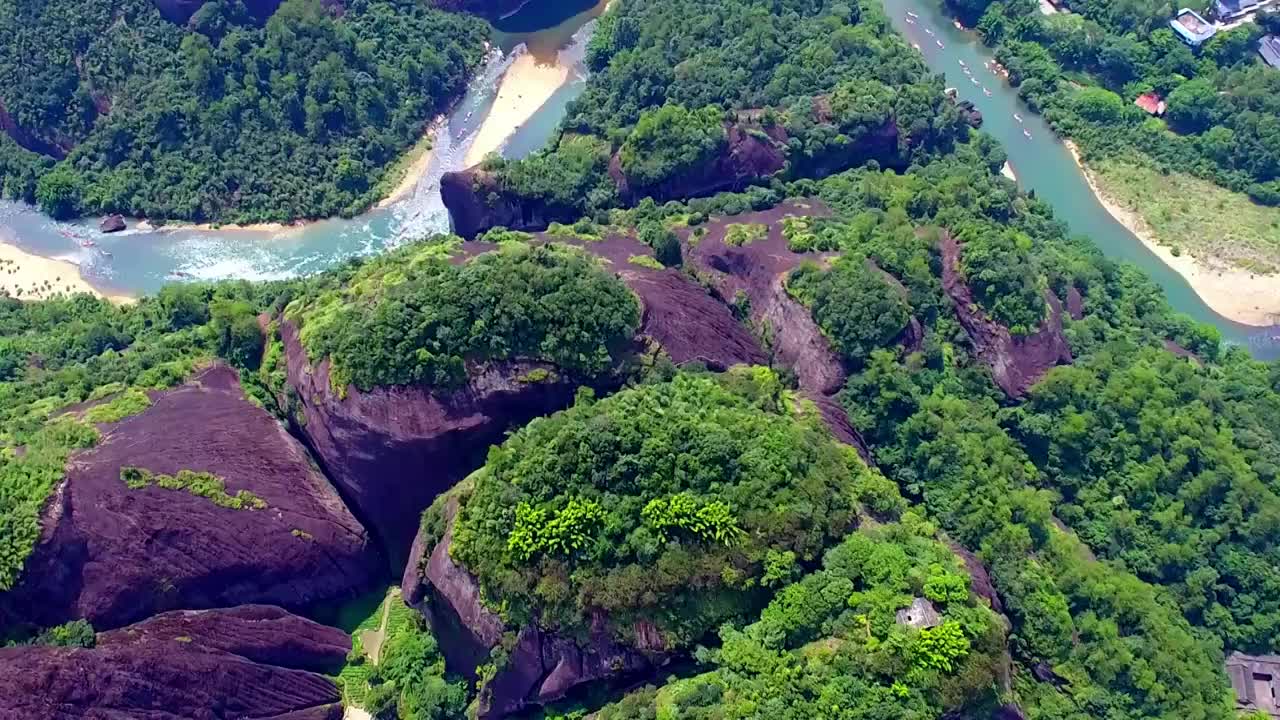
[357,587,398,665]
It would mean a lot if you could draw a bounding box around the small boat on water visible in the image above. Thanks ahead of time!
[1023,129,1033,139]
[936,39,945,48]
[1013,113,1024,122]
[79,238,96,248]
[924,27,934,35]
[912,42,921,50]
[970,77,980,85]
[983,87,992,97]
[906,10,919,17]
[905,16,915,23]
[963,66,971,75]
[959,59,967,67]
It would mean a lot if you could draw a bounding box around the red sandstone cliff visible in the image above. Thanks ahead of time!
[0,363,379,633]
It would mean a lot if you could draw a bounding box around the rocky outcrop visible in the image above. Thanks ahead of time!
[0,363,379,632]
[98,215,125,233]
[681,201,869,454]
[442,167,554,239]
[560,233,768,370]
[0,98,70,159]
[403,498,664,719]
[610,122,789,205]
[0,605,348,720]
[280,321,584,566]
[442,112,882,239]
[939,232,1072,397]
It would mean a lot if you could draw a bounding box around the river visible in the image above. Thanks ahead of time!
[0,3,602,297]
[882,0,1279,359]
[0,0,1276,358]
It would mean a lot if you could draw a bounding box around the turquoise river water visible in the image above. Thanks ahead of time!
[0,0,1276,358]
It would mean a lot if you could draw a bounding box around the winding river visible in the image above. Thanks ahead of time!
[0,0,1276,358]
[884,0,1279,358]
[0,4,601,295]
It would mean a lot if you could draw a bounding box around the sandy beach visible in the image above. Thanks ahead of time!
[1067,141,1280,327]
[0,241,132,304]
[376,122,439,209]
[1001,161,1017,182]
[464,51,571,166]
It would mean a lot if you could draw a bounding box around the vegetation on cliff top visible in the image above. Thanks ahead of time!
[287,241,640,393]
[437,367,901,646]
[595,520,1005,720]
[473,0,971,223]
[0,0,489,223]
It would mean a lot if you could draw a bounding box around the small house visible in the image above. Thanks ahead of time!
[1170,8,1218,46]
[1227,652,1280,718]
[1261,34,1280,68]
[1214,0,1264,21]
[1134,92,1167,115]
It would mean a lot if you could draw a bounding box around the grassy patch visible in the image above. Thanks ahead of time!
[724,223,767,247]
[1090,153,1280,274]
[120,467,267,510]
[546,219,605,242]
[627,255,664,269]
[83,388,151,423]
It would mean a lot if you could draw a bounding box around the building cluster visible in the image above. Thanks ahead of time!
[1167,1,1280,68]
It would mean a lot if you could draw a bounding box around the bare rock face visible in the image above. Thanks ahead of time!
[938,232,1072,397]
[280,320,583,566]
[98,215,125,233]
[0,98,70,159]
[562,233,768,370]
[441,167,554,239]
[681,201,869,453]
[442,120,791,240]
[610,122,789,204]
[0,363,379,632]
[403,499,663,720]
[0,605,348,720]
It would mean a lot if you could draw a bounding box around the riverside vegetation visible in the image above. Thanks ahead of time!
[2,0,1280,718]
[947,0,1280,270]
[0,0,489,223]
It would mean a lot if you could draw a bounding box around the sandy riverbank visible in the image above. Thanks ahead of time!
[464,51,571,166]
[0,240,133,304]
[1001,161,1017,182]
[376,121,440,209]
[1067,141,1280,327]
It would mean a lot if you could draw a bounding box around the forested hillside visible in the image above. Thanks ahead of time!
[5,0,1280,719]
[0,0,488,223]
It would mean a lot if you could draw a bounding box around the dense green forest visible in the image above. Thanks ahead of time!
[0,0,489,222]
[283,240,639,393]
[434,368,895,645]
[594,519,1006,720]
[473,0,974,220]
[951,0,1280,205]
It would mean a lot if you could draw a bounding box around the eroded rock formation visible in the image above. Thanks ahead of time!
[403,498,664,720]
[441,108,902,239]
[681,201,870,453]
[0,605,348,720]
[0,363,379,632]
[938,232,1072,397]
[280,320,584,565]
